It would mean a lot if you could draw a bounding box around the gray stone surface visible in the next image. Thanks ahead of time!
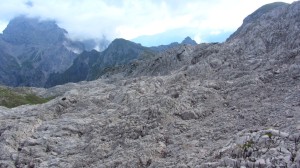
[0,1,300,167]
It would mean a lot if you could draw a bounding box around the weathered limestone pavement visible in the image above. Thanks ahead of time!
[1,1,300,167]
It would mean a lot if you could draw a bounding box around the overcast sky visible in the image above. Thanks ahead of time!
[0,0,296,46]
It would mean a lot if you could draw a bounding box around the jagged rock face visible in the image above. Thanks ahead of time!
[45,50,100,87]
[126,43,212,77]
[0,16,84,87]
[0,48,20,86]
[1,1,300,168]
[227,1,300,54]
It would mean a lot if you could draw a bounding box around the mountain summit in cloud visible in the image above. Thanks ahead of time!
[0,16,83,87]
[2,16,67,45]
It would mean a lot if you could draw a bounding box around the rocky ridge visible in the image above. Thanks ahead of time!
[149,36,197,52]
[0,1,300,168]
[46,36,197,87]
[45,38,156,87]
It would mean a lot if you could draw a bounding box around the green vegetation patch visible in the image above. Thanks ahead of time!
[242,140,254,150]
[0,88,53,108]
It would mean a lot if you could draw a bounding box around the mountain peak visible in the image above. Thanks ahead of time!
[181,36,197,45]
[110,38,139,45]
[106,38,143,51]
[2,16,67,45]
[243,2,288,24]
[227,2,288,41]
[110,38,130,44]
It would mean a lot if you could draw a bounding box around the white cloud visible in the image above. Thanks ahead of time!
[210,30,222,35]
[0,0,296,42]
[0,21,8,33]
[193,34,202,44]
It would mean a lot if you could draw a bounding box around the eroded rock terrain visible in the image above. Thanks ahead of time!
[1,1,300,167]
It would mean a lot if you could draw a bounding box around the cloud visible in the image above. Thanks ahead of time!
[25,1,33,7]
[210,30,222,35]
[0,0,296,44]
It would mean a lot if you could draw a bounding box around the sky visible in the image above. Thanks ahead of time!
[0,0,296,46]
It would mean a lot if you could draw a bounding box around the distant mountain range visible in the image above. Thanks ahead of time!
[0,16,197,87]
[45,38,154,87]
[149,36,197,52]
[45,37,197,87]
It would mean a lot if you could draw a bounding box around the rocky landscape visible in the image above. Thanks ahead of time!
[1,1,300,168]
[0,16,197,88]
